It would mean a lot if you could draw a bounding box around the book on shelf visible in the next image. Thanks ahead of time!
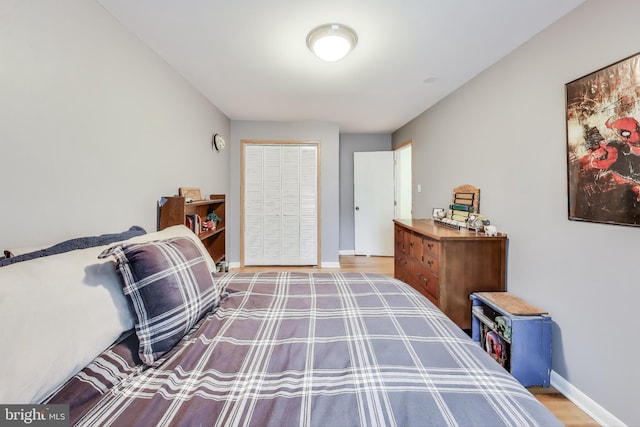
[185,214,202,235]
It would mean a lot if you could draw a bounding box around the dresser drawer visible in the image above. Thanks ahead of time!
[411,264,440,301]
[395,225,406,253]
[423,253,440,276]
[395,253,410,279]
[408,231,422,260]
[423,238,440,258]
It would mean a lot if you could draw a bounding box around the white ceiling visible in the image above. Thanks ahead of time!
[96,0,585,133]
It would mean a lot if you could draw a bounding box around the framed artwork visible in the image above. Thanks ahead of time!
[566,52,640,227]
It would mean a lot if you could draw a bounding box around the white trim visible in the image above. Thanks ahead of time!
[550,370,626,427]
[227,261,341,269]
[321,261,341,268]
[339,249,355,256]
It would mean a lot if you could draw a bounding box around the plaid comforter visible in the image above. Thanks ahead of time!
[48,272,561,426]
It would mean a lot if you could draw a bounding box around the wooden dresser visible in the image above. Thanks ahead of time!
[394,219,507,329]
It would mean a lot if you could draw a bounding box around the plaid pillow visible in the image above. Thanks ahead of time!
[99,237,221,366]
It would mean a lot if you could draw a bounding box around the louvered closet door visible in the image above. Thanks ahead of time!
[298,146,318,264]
[244,146,265,264]
[244,144,317,266]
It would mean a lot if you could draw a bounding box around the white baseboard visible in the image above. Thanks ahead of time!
[321,261,341,268]
[550,370,626,426]
[228,261,341,269]
[339,250,355,256]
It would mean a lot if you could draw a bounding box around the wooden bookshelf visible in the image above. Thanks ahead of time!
[158,194,226,265]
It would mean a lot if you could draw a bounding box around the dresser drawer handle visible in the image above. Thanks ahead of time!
[427,260,433,267]
[427,243,433,250]
[423,277,429,283]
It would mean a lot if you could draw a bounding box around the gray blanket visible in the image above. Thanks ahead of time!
[48,272,561,427]
[0,226,146,267]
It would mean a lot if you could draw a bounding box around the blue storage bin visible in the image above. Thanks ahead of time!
[470,292,552,387]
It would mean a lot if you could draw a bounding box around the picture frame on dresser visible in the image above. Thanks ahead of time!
[566,51,640,227]
[432,208,445,218]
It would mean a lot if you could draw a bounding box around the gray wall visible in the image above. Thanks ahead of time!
[0,0,230,248]
[338,133,392,253]
[229,120,341,266]
[393,1,637,424]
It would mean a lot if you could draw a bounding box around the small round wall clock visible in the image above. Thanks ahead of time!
[212,133,225,151]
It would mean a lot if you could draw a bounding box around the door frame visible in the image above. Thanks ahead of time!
[393,139,413,219]
[240,140,321,267]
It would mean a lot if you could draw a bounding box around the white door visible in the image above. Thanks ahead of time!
[354,151,395,256]
[243,143,318,266]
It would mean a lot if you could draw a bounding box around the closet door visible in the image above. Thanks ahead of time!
[298,145,318,265]
[281,145,301,262]
[244,145,265,264]
[262,145,283,264]
[243,143,317,266]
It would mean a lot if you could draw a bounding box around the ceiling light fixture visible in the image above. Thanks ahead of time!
[306,23,358,62]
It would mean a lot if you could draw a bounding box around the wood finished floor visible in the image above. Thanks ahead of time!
[234,255,600,427]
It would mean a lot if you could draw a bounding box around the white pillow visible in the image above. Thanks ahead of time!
[0,225,213,404]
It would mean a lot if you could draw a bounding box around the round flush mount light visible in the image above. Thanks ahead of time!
[306,23,358,62]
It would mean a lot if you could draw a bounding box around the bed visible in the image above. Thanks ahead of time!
[1,226,561,426]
